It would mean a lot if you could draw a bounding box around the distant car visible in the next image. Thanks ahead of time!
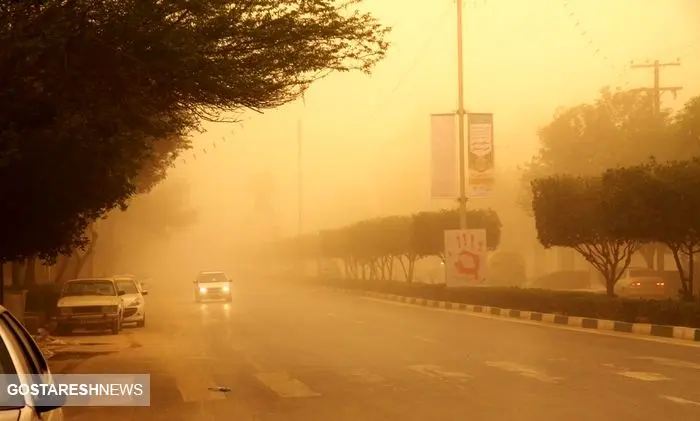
[53,278,125,335]
[113,276,147,328]
[0,305,65,420]
[615,267,669,298]
[194,271,232,303]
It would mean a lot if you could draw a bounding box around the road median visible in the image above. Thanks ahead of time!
[315,278,700,343]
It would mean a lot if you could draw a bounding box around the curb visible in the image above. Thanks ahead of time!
[336,288,700,343]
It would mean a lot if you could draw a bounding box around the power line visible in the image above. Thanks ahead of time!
[373,1,454,113]
[629,59,682,114]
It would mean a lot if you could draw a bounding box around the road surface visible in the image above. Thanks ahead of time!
[54,278,700,421]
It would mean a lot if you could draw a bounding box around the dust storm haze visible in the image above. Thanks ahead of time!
[117,0,699,281]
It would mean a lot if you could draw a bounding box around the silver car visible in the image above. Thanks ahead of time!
[113,276,147,328]
[0,306,64,420]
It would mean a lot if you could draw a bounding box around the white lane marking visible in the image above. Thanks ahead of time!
[485,361,562,384]
[617,371,670,381]
[408,364,472,381]
[350,319,365,324]
[175,369,227,402]
[254,372,321,398]
[661,395,700,406]
[359,296,700,349]
[412,335,437,343]
[326,313,338,318]
[346,369,386,384]
[635,356,700,370]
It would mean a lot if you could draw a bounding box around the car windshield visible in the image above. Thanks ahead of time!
[62,280,116,297]
[627,269,657,278]
[197,273,227,283]
[116,280,139,294]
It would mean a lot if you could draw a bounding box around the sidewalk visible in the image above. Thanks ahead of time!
[35,328,140,370]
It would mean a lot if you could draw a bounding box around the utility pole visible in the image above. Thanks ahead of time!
[296,118,302,237]
[630,59,681,272]
[456,0,467,229]
[630,59,682,114]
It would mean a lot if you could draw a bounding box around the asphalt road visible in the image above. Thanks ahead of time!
[55,278,700,421]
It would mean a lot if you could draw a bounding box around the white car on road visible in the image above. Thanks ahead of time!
[194,271,233,302]
[114,276,147,328]
[0,306,65,420]
[53,278,125,335]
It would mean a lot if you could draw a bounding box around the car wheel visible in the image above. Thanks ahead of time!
[136,316,146,328]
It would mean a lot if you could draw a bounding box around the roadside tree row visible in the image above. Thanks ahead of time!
[264,208,502,282]
[532,158,700,300]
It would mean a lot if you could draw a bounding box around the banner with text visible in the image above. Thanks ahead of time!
[467,113,494,197]
[0,374,151,407]
[430,113,458,199]
[444,229,487,286]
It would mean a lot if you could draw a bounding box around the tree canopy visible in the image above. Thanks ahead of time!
[602,159,700,299]
[0,0,390,263]
[266,208,502,282]
[532,158,700,300]
[531,174,640,295]
[520,87,684,214]
[521,89,700,273]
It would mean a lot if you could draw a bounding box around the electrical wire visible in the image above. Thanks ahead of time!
[373,1,455,114]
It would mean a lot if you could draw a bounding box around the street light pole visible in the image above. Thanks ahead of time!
[297,118,302,237]
[456,0,468,229]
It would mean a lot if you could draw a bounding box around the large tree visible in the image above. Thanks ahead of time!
[521,87,674,212]
[411,208,502,261]
[531,174,641,296]
[521,87,687,269]
[0,0,389,264]
[604,159,700,301]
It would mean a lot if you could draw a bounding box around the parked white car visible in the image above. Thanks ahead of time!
[113,276,147,327]
[0,305,65,420]
[53,278,125,335]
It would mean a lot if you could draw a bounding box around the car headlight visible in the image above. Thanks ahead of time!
[199,287,207,294]
[128,298,142,307]
[102,306,118,314]
[223,286,230,292]
[59,307,72,316]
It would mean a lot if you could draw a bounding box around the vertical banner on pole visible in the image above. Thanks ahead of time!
[467,113,494,197]
[430,113,458,199]
[444,229,488,286]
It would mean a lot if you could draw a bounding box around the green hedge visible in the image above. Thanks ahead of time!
[317,278,700,329]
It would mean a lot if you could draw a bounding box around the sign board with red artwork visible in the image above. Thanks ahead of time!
[444,229,487,286]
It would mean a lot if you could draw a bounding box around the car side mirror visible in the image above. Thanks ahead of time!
[193,280,198,284]
[142,290,148,296]
[118,290,126,296]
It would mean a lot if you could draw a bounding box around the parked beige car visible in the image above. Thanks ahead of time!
[53,278,125,335]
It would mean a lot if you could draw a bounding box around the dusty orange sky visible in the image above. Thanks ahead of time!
[150,0,699,267]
